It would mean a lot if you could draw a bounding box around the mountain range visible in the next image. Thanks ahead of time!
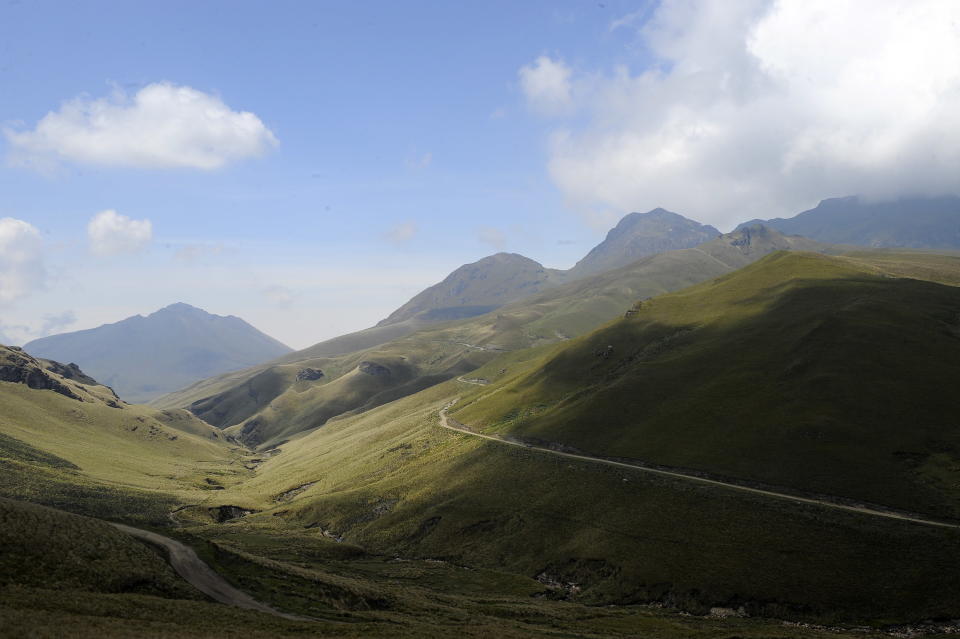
[740,195,960,248]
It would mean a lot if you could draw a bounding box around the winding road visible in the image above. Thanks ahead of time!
[111,523,302,620]
[438,401,960,530]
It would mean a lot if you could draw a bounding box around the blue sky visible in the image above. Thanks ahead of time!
[2,1,958,348]
[0,0,658,347]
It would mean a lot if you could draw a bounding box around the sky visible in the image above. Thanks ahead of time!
[2,0,959,349]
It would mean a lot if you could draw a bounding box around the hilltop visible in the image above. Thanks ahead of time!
[378,253,563,326]
[24,302,292,403]
[569,208,720,278]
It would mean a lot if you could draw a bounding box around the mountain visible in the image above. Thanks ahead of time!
[377,209,720,328]
[24,303,292,403]
[739,195,960,248]
[377,253,564,326]
[451,250,960,518]
[154,226,835,449]
[568,208,720,279]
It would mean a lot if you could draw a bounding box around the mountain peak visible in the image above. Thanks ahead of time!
[377,252,558,326]
[569,209,721,279]
[153,302,210,316]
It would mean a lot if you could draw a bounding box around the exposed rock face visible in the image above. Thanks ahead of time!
[296,367,324,381]
[358,361,391,377]
[0,346,82,401]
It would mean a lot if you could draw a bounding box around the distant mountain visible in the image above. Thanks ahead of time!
[568,208,721,279]
[379,209,720,327]
[24,303,292,403]
[738,195,960,248]
[377,253,565,326]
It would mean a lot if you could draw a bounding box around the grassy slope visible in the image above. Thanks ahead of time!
[0,346,250,523]
[201,381,960,625]
[0,440,886,638]
[155,227,834,450]
[0,497,197,598]
[452,250,960,520]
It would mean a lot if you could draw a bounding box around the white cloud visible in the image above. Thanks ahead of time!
[529,0,960,230]
[5,82,278,170]
[88,210,153,256]
[0,218,46,305]
[385,221,418,245]
[518,56,573,115]
[477,226,506,251]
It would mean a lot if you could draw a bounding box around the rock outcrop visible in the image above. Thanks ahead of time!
[358,361,391,377]
[296,367,324,381]
[0,346,83,401]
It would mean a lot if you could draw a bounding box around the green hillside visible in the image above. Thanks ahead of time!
[451,250,960,519]
[192,378,960,625]
[0,344,248,523]
[155,226,833,449]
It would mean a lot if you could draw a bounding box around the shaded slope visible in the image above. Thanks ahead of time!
[569,208,720,279]
[157,227,835,449]
[452,251,960,519]
[212,381,960,624]
[25,302,292,403]
[0,497,198,599]
[740,195,960,249]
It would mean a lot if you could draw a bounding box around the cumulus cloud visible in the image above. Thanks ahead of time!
[0,218,46,305]
[5,82,278,170]
[88,210,153,256]
[518,56,573,115]
[385,221,418,245]
[529,0,960,230]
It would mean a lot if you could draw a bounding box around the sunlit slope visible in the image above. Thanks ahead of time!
[452,250,960,519]
[157,227,833,450]
[209,383,960,623]
[0,345,245,521]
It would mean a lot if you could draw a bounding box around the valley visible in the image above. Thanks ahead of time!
[4,208,960,638]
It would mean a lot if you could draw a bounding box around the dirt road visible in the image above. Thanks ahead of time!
[111,523,302,619]
[438,401,960,530]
